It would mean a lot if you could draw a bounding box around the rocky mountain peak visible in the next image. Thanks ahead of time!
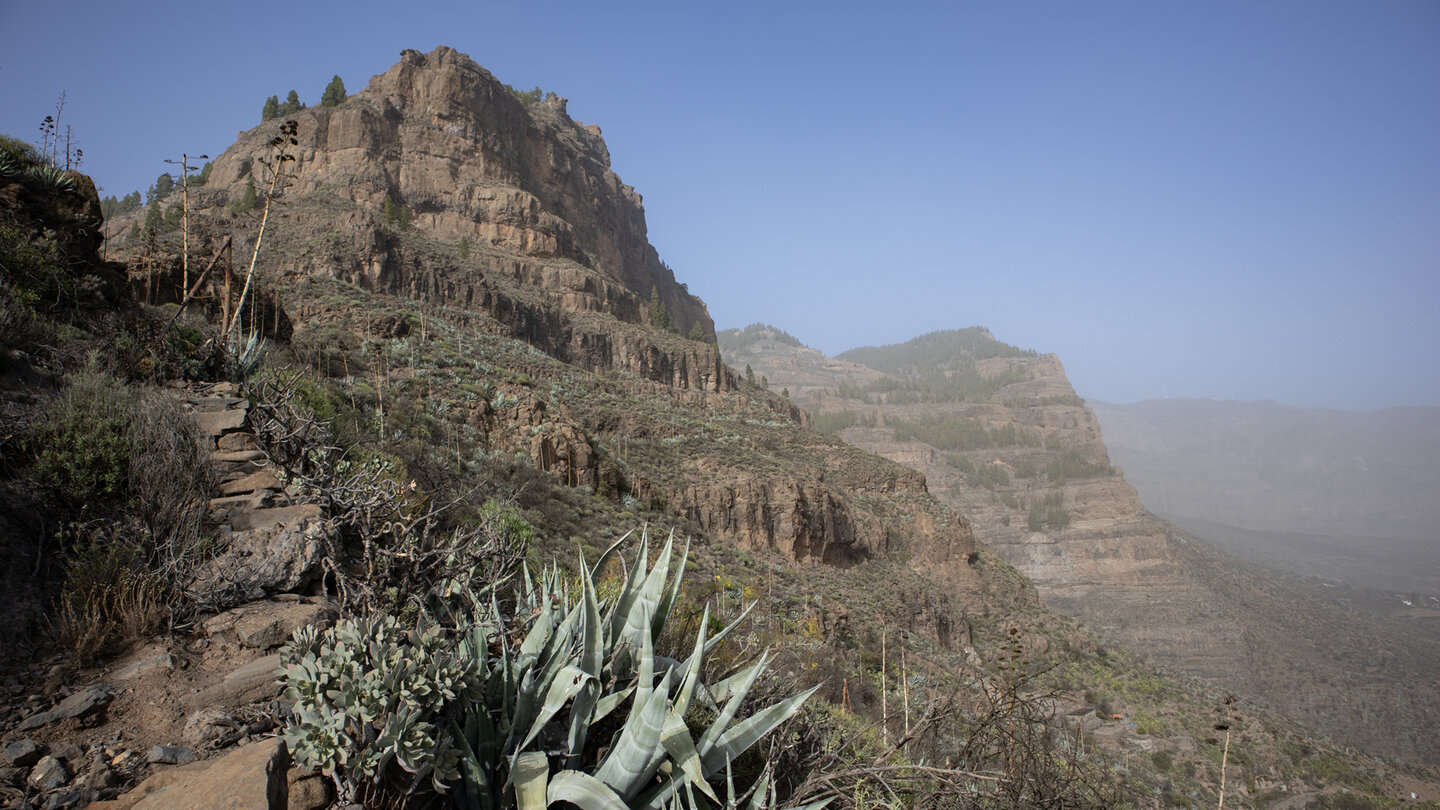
[191,46,709,359]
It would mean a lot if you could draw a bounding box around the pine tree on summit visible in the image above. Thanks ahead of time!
[279,90,304,116]
[262,95,280,120]
[320,75,347,108]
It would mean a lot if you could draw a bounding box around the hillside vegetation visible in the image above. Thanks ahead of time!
[3,46,1437,808]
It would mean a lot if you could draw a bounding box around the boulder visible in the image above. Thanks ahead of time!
[191,515,331,600]
[202,601,337,650]
[89,737,287,810]
[147,746,196,765]
[183,654,283,710]
[27,755,68,791]
[109,652,177,681]
[4,738,43,767]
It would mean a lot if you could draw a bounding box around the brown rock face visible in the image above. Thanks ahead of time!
[193,46,715,389]
[723,326,1440,765]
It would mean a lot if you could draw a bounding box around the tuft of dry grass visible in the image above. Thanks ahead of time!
[52,522,174,664]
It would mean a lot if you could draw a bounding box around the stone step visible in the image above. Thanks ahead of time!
[210,450,267,464]
[217,432,261,452]
[193,408,248,440]
[217,465,270,484]
[219,469,283,497]
[183,396,248,412]
[209,493,265,512]
[230,503,323,533]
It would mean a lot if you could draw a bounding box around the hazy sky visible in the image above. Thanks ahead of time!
[3,1,1436,410]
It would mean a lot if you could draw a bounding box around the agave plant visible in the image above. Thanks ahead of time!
[281,529,831,809]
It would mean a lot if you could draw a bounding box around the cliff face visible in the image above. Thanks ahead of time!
[148,49,1001,594]
[854,352,1185,603]
[720,326,1440,765]
[722,327,1183,601]
[187,46,714,389]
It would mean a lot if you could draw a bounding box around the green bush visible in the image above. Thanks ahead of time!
[967,463,1009,491]
[0,218,70,315]
[813,410,874,435]
[28,370,133,511]
[1043,449,1114,483]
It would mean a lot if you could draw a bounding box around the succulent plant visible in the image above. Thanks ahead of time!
[280,529,830,809]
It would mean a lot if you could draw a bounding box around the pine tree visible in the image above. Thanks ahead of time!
[262,95,280,120]
[320,75,347,108]
[279,90,304,116]
[648,286,673,331]
[745,365,756,386]
[458,236,470,260]
[382,194,409,230]
[687,322,705,341]
[147,172,174,204]
[143,202,161,235]
[231,176,258,214]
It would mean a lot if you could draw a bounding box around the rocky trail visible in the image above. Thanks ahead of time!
[1,382,338,810]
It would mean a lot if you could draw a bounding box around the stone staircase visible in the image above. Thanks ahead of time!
[178,382,328,604]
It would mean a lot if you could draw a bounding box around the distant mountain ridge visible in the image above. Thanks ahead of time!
[720,323,1440,765]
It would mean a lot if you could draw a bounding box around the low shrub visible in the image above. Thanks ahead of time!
[28,369,215,661]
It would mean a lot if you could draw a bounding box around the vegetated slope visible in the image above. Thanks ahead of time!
[8,47,1436,805]
[722,324,1440,768]
[1091,398,1440,593]
[3,61,1123,807]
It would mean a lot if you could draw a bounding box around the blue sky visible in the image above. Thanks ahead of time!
[3,1,1436,410]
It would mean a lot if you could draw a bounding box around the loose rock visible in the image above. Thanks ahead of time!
[5,738,43,767]
[18,684,115,730]
[27,755,68,792]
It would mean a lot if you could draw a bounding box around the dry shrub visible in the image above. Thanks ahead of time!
[32,370,216,662]
[124,384,215,569]
[245,369,529,617]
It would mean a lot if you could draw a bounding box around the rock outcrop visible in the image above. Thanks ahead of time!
[181,46,718,392]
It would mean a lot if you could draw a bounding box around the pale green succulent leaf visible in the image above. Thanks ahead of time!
[520,664,591,752]
[704,683,820,777]
[698,654,767,757]
[593,683,635,724]
[547,769,631,810]
[660,706,717,804]
[590,528,634,584]
[595,668,673,797]
[567,556,605,765]
[680,601,756,681]
[636,610,656,710]
[512,751,549,810]
[652,533,689,643]
[744,765,773,810]
[671,606,710,718]
[606,529,650,648]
